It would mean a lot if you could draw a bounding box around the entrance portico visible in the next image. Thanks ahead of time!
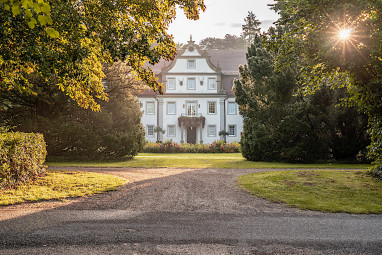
[178,116,205,144]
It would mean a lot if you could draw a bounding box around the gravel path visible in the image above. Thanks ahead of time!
[0,167,381,254]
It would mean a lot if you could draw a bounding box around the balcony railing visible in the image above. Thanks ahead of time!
[181,113,203,117]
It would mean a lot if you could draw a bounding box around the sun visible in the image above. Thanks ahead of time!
[339,29,351,40]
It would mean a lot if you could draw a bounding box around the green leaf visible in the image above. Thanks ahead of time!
[21,0,28,9]
[41,3,50,14]
[33,2,41,13]
[12,4,21,16]
[46,27,59,38]
[38,15,47,26]
[4,3,10,10]
[27,18,37,29]
[25,9,32,18]
[46,15,53,25]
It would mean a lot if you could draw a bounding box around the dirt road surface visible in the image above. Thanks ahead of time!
[1,167,381,254]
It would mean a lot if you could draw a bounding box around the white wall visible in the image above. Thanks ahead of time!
[168,58,216,74]
[225,99,243,143]
[164,74,219,94]
[139,96,242,144]
[139,98,157,142]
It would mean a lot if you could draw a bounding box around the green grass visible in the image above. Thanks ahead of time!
[0,170,127,206]
[47,153,370,169]
[239,170,382,214]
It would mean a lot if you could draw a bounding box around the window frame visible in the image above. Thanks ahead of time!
[167,78,176,90]
[167,125,176,137]
[186,101,198,116]
[147,125,155,137]
[208,78,217,90]
[228,125,236,137]
[187,59,196,69]
[187,78,196,90]
[227,102,237,115]
[167,102,176,115]
[146,101,155,115]
[207,101,216,115]
[208,125,216,137]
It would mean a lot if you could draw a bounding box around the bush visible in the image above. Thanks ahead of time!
[143,140,240,153]
[0,132,47,189]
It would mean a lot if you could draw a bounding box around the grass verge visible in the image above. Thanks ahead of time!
[238,170,382,214]
[47,153,370,169]
[0,170,127,206]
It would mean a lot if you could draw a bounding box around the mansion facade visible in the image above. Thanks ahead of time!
[138,38,246,144]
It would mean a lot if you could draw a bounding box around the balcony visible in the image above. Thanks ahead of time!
[180,113,203,117]
[178,114,205,128]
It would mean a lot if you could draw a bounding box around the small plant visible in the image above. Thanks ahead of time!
[143,140,240,153]
[218,130,229,142]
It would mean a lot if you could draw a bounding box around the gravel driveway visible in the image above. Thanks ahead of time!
[0,167,381,254]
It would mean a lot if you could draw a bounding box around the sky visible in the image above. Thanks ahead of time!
[168,0,279,44]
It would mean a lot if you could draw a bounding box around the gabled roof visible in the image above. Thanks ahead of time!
[148,48,247,75]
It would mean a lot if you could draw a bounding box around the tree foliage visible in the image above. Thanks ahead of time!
[241,11,261,45]
[0,0,206,111]
[199,34,246,50]
[273,0,382,176]
[234,34,369,163]
[0,62,146,159]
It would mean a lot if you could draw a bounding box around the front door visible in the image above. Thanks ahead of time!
[187,127,196,144]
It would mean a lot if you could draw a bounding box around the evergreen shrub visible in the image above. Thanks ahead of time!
[0,132,47,189]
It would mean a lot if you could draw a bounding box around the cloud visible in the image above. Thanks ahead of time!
[231,23,243,28]
[260,20,276,26]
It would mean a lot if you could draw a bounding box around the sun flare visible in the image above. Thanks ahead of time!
[339,29,351,40]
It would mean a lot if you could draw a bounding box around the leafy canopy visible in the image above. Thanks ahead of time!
[0,0,206,111]
[273,0,382,175]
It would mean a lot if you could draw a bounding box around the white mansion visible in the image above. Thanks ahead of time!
[138,38,246,144]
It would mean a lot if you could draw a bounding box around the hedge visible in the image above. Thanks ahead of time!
[143,140,240,153]
[0,132,47,189]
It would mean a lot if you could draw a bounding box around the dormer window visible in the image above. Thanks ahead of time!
[187,60,196,69]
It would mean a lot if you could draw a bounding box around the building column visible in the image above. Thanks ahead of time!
[199,123,203,144]
[158,98,164,141]
[219,98,225,135]
[180,123,184,143]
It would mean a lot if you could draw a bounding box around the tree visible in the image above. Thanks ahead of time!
[0,0,206,111]
[0,62,146,159]
[273,0,382,177]
[234,33,369,163]
[241,11,261,45]
[199,34,246,50]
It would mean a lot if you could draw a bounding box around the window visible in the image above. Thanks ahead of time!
[228,125,236,136]
[146,102,155,115]
[187,60,196,69]
[167,125,176,137]
[208,125,216,137]
[167,78,175,90]
[187,102,197,116]
[147,125,155,136]
[187,78,196,90]
[167,102,176,115]
[208,102,216,114]
[208,78,216,90]
[227,102,237,115]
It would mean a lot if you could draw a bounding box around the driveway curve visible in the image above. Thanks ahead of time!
[0,167,381,254]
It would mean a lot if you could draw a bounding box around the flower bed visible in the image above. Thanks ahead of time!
[143,140,240,153]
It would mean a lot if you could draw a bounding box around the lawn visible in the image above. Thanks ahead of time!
[239,170,382,214]
[0,171,127,206]
[47,153,370,169]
